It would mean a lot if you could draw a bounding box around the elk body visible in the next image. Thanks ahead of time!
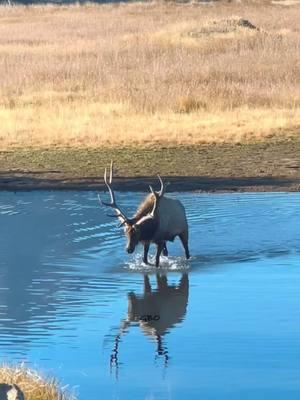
[99,162,190,267]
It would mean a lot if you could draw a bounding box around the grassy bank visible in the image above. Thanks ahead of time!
[0,365,74,400]
[0,1,299,148]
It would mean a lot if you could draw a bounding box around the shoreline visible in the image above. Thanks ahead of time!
[1,141,300,192]
[1,175,300,192]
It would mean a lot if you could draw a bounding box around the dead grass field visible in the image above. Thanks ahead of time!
[0,365,75,400]
[0,1,299,148]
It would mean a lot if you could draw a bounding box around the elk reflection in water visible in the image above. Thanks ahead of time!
[109,273,189,377]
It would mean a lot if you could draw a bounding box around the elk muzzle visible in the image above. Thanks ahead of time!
[126,245,135,254]
[125,225,140,254]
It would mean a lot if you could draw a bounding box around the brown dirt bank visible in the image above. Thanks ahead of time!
[1,141,300,192]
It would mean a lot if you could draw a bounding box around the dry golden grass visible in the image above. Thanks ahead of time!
[0,1,299,148]
[0,365,75,400]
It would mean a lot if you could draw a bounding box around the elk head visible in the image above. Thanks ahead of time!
[98,161,163,254]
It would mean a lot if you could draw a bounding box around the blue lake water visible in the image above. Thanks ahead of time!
[1,191,300,399]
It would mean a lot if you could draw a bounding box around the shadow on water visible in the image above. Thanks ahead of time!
[106,273,189,379]
[1,173,300,191]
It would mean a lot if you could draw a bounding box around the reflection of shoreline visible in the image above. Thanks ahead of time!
[2,175,300,192]
[109,273,189,377]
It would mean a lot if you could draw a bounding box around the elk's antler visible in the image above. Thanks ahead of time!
[149,174,166,197]
[157,175,165,196]
[98,160,129,225]
[149,190,159,219]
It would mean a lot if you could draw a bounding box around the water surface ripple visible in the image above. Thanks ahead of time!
[0,192,300,399]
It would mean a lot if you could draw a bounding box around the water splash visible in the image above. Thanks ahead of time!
[124,254,190,272]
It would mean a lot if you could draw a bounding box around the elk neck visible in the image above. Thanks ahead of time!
[135,216,159,242]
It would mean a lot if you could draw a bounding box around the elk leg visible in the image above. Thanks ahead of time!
[143,274,151,293]
[143,242,150,264]
[156,273,168,290]
[179,231,190,259]
[179,273,189,295]
[162,242,168,257]
[155,242,164,267]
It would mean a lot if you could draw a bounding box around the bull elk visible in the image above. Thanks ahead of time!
[98,161,190,267]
